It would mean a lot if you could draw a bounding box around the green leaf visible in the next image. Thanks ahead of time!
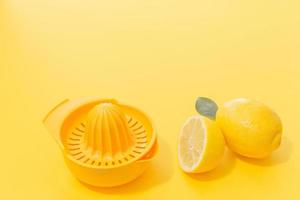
[195,97,218,120]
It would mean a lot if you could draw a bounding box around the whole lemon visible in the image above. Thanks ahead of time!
[196,97,282,159]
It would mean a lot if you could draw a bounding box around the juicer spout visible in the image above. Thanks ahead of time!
[137,138,159,162]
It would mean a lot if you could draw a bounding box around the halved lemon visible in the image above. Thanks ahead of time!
[178,116,225,173]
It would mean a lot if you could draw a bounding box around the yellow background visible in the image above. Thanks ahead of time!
[1,0,299,199]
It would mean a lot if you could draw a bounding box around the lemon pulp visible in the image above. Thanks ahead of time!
[178,116,225,173]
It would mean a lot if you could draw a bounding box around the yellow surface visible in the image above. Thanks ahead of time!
[1,0,299,199]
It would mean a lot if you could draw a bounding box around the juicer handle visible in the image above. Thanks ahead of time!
[43,99,72,149]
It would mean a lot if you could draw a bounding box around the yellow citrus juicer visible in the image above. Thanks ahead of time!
[43,98,158,187]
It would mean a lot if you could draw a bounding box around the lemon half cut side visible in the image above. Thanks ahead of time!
[178,116,225,173]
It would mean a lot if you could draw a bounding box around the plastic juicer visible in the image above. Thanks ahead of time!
[43,98,158,187]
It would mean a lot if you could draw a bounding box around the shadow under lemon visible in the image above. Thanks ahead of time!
[235,136,293,166]
[184,148,236,182]
[78,137,174,194]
